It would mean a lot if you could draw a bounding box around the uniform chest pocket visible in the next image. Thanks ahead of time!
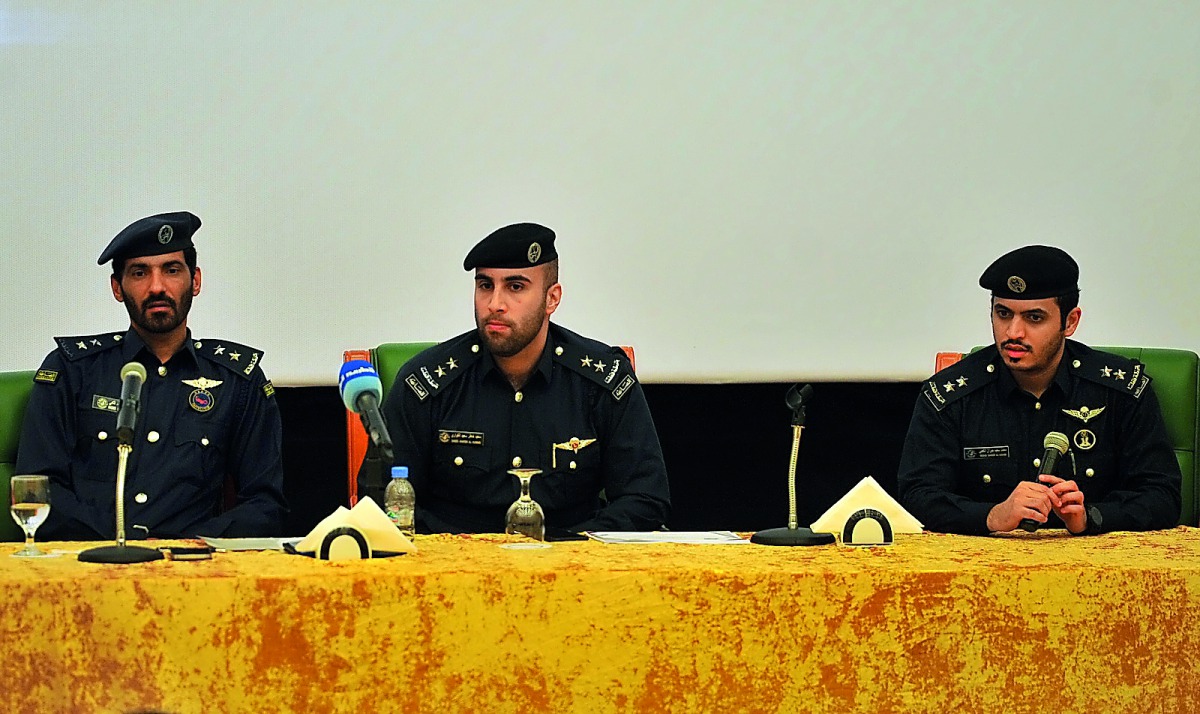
[961,451,1022,498]
[75,408,119,481]
[172,421,226,484]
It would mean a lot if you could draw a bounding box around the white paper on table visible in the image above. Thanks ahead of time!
[585,531,749,544]
[294,496,417,554]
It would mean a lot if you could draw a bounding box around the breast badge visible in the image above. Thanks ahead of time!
[183,377,223,413]
[1062,405,1105,424]
[1073,429,1096,450]
[552,436,597,469]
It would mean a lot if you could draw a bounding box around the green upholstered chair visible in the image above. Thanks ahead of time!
[0,371,36,541]
[936,347,1200,526]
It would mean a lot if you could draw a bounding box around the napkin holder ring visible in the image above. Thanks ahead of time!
[319,526,373,560]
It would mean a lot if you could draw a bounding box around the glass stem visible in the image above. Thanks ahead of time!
[519,476,532,501]
[24,530,35,551]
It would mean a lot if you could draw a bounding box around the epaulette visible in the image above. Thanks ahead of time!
[54,332,124,361]
[555,339,638,402]
[399,333,481,402]
[195,339,265,381]
[1070,344,1150,399]
[921,348,999,412]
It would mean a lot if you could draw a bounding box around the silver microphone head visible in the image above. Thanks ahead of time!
[1044,431,1070,454]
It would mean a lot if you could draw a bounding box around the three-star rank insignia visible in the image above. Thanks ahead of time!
[552,436,597,469]
[183,377,223,413]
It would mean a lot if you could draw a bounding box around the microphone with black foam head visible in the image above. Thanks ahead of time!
[1019,431,1071,533]
[785,383,815,427]
[339,360,394,453]
[115,362,148,446]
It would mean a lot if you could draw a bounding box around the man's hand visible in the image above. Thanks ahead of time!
[986,481,1059,532]
[1039,474,1087,534]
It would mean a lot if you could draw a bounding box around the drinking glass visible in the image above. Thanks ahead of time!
[10,474,53,558]
[505,469,545,541]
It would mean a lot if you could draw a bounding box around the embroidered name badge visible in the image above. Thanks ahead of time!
[438,430,484,446]
[92,394,121,413]
[963,446,1009,460]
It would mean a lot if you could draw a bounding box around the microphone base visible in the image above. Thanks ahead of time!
[78,544,164,564]
[750,526,835,546]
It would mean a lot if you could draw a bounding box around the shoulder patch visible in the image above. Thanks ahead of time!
[263,381,275,398]
[556,342,637,400]
[54,333,124,361]
[1073,349,1149,399]
[401,341,481,402]
[922,350,999,412]
[34,369,59,384]
[199,339,264,380]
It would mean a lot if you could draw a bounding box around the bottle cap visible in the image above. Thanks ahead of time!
[390,466,409,479]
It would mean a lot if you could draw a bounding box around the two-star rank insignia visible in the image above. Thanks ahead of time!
[581,355,594,368]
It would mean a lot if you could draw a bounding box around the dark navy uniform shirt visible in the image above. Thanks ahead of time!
[365,323,671,533]
[898,340,1181,535]
[16,329,287,540]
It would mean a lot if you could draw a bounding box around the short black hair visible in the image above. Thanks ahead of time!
[112,247,198,280]
[1055,289,1080,330]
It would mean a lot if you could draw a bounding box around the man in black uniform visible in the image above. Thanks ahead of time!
[898,245,1180,535]
[367,222,671,533]
[17,212,286,539]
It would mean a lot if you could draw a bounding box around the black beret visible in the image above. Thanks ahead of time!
[463,222,557,270]
[979,245,1079,300]
[97,211,201,265]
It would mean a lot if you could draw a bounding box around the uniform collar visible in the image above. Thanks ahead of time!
[119,327,199,368]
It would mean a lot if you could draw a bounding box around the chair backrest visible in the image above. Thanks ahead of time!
[343,342,637,505]
[936,347,1200,526]
[0,371,36,541]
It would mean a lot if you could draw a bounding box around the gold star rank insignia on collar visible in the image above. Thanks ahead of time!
[435,366,446,378]
[228,351,241,361]
[1101,366,1112,378]
[943,381,955,392]
[1063,405,1105,423]
[446,357,459,370]
[581,355,593,368]
[594,361,606,372]
[182,377,224,390]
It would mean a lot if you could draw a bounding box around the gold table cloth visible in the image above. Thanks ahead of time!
[2,529,1198,713]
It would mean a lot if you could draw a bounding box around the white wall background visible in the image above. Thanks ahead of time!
[2,1,1197,385]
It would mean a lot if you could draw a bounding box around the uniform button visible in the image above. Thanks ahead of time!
[514,391,523,403]
[201,437,209,446]
[454,456,464,466]
[982,474,991,484]
[1085,468,1095,478]
[1034,458,1041,469]
[1072,360,1081,368]
[134,493,148,504]
[1034,402,1042,410]
[471,344,480,353]
[194,341,203,349]
[97,431,108,441]
[987,365,995,373]
[512,456,522,468]
[158,366,167,377]
[569,461,577,470]
[555,346,564,356]
[147,431,160,443]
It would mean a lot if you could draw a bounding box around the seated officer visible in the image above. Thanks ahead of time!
[898,245,1180,535]
[366,222,671,533]
[17,212,287,539]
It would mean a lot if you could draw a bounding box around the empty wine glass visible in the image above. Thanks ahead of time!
[10,474,54,558]
[505,469,545,541]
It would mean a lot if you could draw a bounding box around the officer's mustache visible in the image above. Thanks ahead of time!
[1001,340,1031,352]
[140,294,177,312]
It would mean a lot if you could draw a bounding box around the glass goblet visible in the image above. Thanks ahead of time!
[505,468,545,541]
[10,474,53,558]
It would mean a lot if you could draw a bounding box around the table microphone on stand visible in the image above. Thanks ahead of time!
[750,384,835,546]
[79,362,164,563]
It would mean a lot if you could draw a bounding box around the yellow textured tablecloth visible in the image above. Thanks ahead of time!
[2,529,1199,713]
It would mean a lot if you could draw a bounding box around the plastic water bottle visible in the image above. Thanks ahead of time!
[384,466,415,537]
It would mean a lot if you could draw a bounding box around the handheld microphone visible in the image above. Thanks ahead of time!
[1019,431,1070,532]
[115,362,148,446]
[339,360,393,451]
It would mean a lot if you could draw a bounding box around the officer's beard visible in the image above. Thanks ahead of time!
[125,289,193,335]
[477,297,547,359]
